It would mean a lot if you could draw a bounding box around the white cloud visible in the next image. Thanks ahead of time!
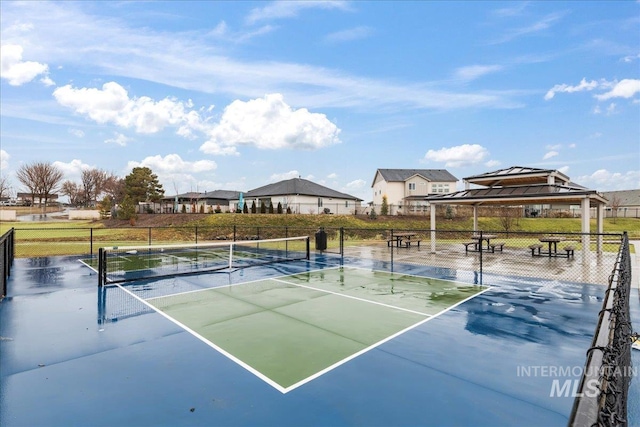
[594,79,640,100]
[593,103,618,115]
[492,12,565,44]
[0,44,51,86]
[200,94,341,156]
[324,26,372,43]
[621,53,640,63]
[327,173,338,179]
[246,1,350,25]
[546,144,562,150]
[454,65,503,81]
[68,128,85,138]
[545,78,640,102]
[574,169,640,191]
[105,133,131,146]
[0,150,10,170]
[0,2,520,112]
[128,154,217,174]
[126,154,218,194]
[53,82,206,135]
[423,144,489,167]
[544,78,599,100]
[543,151,559,160]
[345,179,366,190]
[52,159,93,182]
[492,3,529,17]
[485,159,501,168]
[269,170,301,182]
[558,166,570,175]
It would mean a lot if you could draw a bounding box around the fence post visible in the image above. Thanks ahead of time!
[98,247,104,288]
[90,228,93,256]
[390,228,394,272]
[478,230,483,285]
[195,226,198,244]
[340,227,344,257]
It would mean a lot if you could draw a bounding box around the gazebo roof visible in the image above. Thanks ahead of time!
[426,173,608,207]
[463,166,571,187]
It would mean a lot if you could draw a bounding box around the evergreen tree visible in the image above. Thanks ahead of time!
[260,201,267,214]
[98,196,112,219]
[380,195,389,216]
[369,207,377,220]
[277,202,283,214]
[243,203,248,214]
[251,200,256,214]
[118,195,137,222]
[124,167,164,205]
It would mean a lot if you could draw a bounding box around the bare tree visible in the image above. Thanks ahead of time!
[61,180,84,207]
[609,195,622,223]
[498,206,520,236]
[102,173,125,204]
[16,162,64,209]
[0,175,11,200]
[81,168,109,207]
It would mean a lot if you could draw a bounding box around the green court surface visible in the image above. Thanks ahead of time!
[142,267,486,392]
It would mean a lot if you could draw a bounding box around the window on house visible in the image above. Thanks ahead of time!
[408,183,416,190]
[345,201,349,207]
[318,198,323,207]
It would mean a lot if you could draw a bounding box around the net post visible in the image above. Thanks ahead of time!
[98,247,105,288]
[340,227,344,257]
[306,236,310,260]
[229,241,234,269]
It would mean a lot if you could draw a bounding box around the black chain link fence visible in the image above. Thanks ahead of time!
[569,233,636,427]
[0,228,15,299]
[10,225,626,287]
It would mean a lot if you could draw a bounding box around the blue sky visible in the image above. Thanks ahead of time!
[1,1,639,202]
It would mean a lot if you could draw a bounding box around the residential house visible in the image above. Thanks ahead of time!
[601,189,640,218]
[161,190,242,213]
[241,177,363,215]
[371,169,458,215]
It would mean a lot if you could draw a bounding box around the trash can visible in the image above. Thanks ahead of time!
[315,228,327,251]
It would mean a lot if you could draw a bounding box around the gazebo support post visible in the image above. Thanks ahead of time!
[597,203,604,253]
[581,197,591,257]
[473,205,478,231]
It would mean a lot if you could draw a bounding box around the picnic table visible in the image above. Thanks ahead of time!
[537,236,568,257]
[471,234,497,251]
[388,232,418,247]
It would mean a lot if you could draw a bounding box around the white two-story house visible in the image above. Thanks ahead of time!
[371,169,458,214]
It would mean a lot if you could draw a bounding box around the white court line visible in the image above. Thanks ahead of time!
[116,264,492,394]
[272,277,433,317]
[282,285,494,393]
[114,283,289,393]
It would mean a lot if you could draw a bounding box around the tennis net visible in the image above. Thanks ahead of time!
[98,235,310,286]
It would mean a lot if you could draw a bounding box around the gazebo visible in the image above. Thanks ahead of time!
[424,166,609,255]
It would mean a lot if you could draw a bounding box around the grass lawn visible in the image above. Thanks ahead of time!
[1,212,637,257]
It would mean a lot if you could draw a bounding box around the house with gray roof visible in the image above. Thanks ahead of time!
[371,169,458,214]
[162,190,242,213]
[601,189,640,218]
[242,178,363,214]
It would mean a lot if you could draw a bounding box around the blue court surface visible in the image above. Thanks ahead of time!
[1,253,639,427]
